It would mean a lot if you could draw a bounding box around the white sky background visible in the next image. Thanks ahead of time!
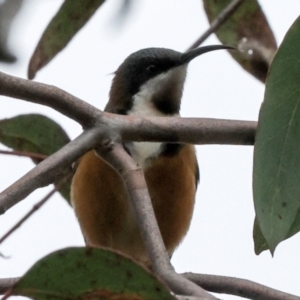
[0,1,300,299]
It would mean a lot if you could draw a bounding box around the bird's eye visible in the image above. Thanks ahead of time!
[146,64,157,73]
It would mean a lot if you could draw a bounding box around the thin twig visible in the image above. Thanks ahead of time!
[0,188,56,244]
[187,0,245,51]
[0,175,69,245]
[0,150,47,160]
[0,278,18,295]
[176,297,202,300]
[95,143,216,299]
[1,289,11,300]
[182,273,300,300]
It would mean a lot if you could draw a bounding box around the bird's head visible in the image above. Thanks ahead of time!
[105,45,233,116]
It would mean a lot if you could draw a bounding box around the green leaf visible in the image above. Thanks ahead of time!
[253,16,300,253]
[28,0,105,79]
[0,114,71,202]
[254,207,300,255]
[11,247,175,300]
[253,217,268,255]
[0,114,70,155]
[203,0,277,82]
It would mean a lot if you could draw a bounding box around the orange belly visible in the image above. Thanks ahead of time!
[71,144,198,265]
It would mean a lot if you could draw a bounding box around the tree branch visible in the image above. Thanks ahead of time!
[187,0,245,51]
[95,142,216,299]
[182,273,300,300]
[2,272,300,300]
[0,115,256,215]
[0,175,69,244]
[0,150,47,160]
[110,113,256,145]
[0,70,257,298]
[0,71,99,128]
[0,278,18,295]
[0,70,256,146]
[0,127,107,214]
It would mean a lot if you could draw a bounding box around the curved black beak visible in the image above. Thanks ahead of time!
[180,45,235,64]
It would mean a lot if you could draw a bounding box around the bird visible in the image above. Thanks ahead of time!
[71,45,233,266]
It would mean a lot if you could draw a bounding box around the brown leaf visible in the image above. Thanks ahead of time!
[203,0,277,82]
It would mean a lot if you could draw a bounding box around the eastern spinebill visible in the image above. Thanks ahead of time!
[71,45,233,266]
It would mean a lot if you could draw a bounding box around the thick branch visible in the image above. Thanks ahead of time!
[0,71,256,146]
[0,71,100,128]
[0,70,256,146]
[95,143,216,299]
[108,113,256,145]
[182,273,300,300]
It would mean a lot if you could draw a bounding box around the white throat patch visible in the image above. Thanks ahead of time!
[127,70,181,169]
